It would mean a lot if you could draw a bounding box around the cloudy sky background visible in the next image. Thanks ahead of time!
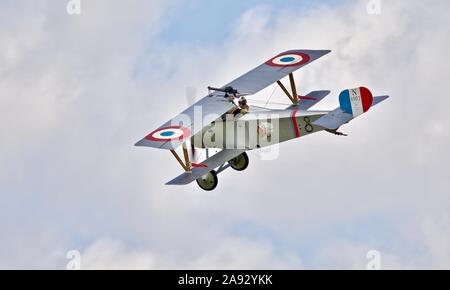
[1,0,450,269]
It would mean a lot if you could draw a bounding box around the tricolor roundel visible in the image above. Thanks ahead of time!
[339,87,373,117]
[145,126,191,142]
[266,52,310,67]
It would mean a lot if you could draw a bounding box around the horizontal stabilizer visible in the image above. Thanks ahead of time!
[289,90,330,110]
[312,108,352,130]
[372,95,389,107]
[166,149,246,185]
[313,95,389,130]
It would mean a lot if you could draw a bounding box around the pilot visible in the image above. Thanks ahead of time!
[238,97,249,114]
[231,97,249,117]
[223,95,249,120]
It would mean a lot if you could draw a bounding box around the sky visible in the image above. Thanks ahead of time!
[0,0,450,269]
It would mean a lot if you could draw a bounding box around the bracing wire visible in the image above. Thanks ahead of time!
[264,85,278,107]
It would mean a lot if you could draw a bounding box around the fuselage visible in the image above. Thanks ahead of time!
[191,108,329,150]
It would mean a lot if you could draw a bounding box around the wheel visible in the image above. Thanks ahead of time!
[196,170,218,191]
[228,152,249,171]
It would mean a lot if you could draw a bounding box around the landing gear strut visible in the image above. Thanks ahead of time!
[195,153,249,191]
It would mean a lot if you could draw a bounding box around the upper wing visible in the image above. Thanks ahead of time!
[135,94,234,150]
[225,49,331,95]
[135,49,331,150]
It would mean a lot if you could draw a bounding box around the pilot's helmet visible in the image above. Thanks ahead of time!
[239,97,247,106]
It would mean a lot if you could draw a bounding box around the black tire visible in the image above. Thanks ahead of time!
[196,170,218,191]
[228,152,249,171]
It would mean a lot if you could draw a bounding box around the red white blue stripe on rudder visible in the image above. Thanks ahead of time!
[339,87,373,117]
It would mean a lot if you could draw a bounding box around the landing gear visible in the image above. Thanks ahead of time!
[195,153,249,191]
[196,170,218,191]
[228,152,249,171]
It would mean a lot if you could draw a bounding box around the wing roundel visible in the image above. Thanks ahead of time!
[225,49,331,95]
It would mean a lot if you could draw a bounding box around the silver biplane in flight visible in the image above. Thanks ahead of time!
[136,50,388,191]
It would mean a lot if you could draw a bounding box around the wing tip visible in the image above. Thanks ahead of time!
[134,137,183,150]
[317,49,332,57]
[135,139,147,147]
[372,95,390,106]
[287,49,331,54]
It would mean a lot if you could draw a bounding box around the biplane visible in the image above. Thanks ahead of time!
[136,50,389,191]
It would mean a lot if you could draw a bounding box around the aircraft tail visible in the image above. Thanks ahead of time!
[312,87,389,130]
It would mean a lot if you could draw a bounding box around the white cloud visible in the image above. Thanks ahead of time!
[81,238,158,270]
[79,237,300,270]
[1,0,450,269]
